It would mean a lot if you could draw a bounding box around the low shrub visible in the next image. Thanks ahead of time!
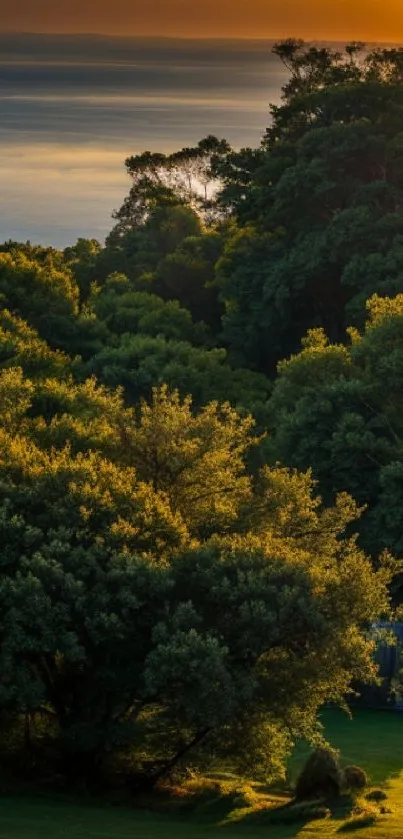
[365,789,388,802]
[169,776,256,820]
[343,765,368,791]
[295,747,344,801]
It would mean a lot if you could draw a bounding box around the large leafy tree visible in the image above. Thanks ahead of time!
[111,135,231,238]
[0,39,400,789]
[215,43,403,372]
[0,376,392,784]
[268,294,403,595]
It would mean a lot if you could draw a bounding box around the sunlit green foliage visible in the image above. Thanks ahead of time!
[0,366,391,781]
[0,309,71,378]
[0,251,79,349]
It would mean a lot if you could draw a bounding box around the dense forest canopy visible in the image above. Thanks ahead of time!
[0,40,403,789]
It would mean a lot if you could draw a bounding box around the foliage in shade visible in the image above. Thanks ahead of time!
[268,294,403,595]
[343,765,368,790]
[294,747,344,801]
[213,43,403,371]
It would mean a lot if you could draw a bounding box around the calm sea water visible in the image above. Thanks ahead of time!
[0,34,288,247]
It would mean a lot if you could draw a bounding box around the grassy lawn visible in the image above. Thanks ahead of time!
[289,709,403,786]
[291,709,403,838]
[0,798,233,839]
[0,709,401,838]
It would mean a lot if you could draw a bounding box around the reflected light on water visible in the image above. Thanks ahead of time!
[0,145,128,247]
[0,35,287,247]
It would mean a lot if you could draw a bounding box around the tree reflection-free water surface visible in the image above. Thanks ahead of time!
[0,34,287,247]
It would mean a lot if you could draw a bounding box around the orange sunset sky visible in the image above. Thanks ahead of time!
[1,0,402,41]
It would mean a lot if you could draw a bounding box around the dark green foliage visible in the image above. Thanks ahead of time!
[295,748,344,801]
[267,296,403,595]
[100,207,223,332]
[91,282,211,346]
[214,43,403,371]
[106,202,202,280]
[64,238,102,301]
[84,332,270,409]
[343,766,368,791]
[154,231,224,329]
[366,789,388,802]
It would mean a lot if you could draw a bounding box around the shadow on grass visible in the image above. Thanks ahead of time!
[223,794,356,838]
[337,814,377,833]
